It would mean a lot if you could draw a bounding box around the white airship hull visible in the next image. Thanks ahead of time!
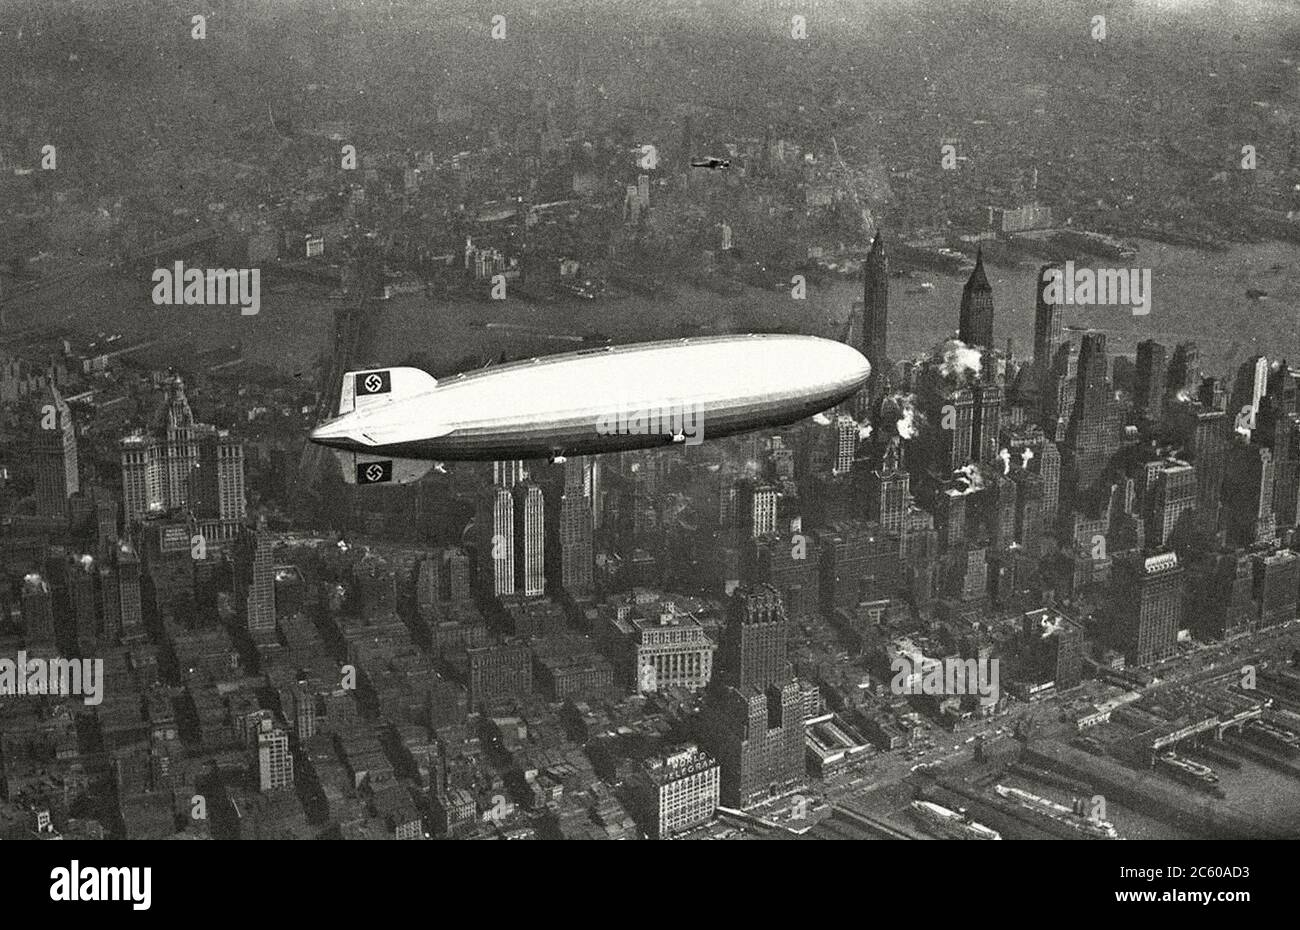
[311,334,870,469]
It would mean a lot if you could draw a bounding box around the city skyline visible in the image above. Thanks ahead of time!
[0,0,1297,860]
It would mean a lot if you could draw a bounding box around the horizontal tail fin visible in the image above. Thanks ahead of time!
[332,449,440,486]
[336,367,438,416]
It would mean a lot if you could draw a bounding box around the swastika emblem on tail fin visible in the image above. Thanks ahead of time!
[356,371,392,395]
[356,460,393,484]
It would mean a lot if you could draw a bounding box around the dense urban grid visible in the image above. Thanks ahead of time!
[1,0,1299,841]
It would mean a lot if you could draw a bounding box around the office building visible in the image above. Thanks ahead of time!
[234,525,276,635]
[1113,552,1183,666]
[1064,332,1119,491]
[479,485,515,597]
[958,250,994,353]
[1032,263,1064,395]
[1147,460,1196,547]
[1253,549,1299,629]
[257,720,294,791]
[513,482,545,597]
[629,745,720,839]
[699,586,806,808]
[861,230,889,403]
[34,384,79,520]
[120,376,245,524]
[1134,340,1167,423]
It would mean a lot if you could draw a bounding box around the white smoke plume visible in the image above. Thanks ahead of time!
[1175,388,1192,403]
[858,423,873,441]
[1020,447,1035,469]
[998,448,1011,475]
[940,339,982,382]
[954,463,984,494]
[812,412,832,426]
[886,393,923,440]
[1040,615,1064,638]
[1234,406,1254,438]
[79,554,95,572]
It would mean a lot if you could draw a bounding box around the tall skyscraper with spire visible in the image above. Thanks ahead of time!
[866,437,910,536]
[958,250,994,354]
[861,230,889,405]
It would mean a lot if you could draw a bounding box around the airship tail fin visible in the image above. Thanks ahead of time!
[332,449,439,486]
[337,367,438,416]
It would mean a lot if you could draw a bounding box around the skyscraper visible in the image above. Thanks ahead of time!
[750,520,820,620]
[493,459,527,488]
[120,376,245,525]
[718,584,789,691]
[958,249,994,354]
[479,486,515,597]
[1134,340,1167,423]
[1224,440,1276,547]
[866,438,910,536]
[739,481,778,539]
[1147,460,1196,547]
[234,525,276,635]
[20,574,55,647]
[1064,332,1119,491]
[67,555,98,645]
[116,541,144,642]
[257,719,294,791]
[972,381,1003,464]
[417,546,474,619]
[1166,342,1201,402]
[1032,262,1064,394]
[699,585,805,808]
[34,383,79,520]
[1171,404,1228,518]
[1253,548,1300,628]
[861,230,889,403]
[1114,552,1183,666]
[1256,366,1300,528]
[549,456,595,596]
[1230,355,1269,438]
[513,482,545,597]
[833,415,858,475]
[190,430,247,521]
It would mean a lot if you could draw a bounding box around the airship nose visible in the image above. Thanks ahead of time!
[829,342,872,389]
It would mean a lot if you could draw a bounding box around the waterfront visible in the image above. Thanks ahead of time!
[5,239,1299,382]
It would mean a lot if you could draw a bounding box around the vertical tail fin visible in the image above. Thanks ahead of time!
[336,367,438,416]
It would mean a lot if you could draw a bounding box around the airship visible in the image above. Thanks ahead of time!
[309,333,870,485]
